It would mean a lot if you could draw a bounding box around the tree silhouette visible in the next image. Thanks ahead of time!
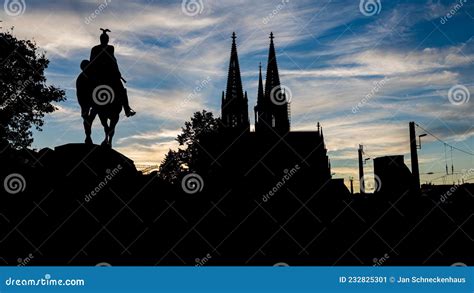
[158,149,187,184]
[159,110,221,183]
[0,29,65,149]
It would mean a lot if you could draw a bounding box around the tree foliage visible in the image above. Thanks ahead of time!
[158,110,221,183]
[0,29,65,148]
[158,149,187,184]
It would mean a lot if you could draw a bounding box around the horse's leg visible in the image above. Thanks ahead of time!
[107,114,120,148]
[87,109,97,144]
[84,109,96,144]
[84,120,92,144]
[98,114,110,147]
[81,106,92,144]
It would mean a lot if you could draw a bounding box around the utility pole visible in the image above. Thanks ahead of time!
[409,121,420,192]
[358,145,365,194]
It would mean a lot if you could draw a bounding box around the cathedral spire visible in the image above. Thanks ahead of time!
[264,32,281,97]
[256,32,289,134]
[257,62,264,104]
[221,32,249,131]
[225,32,244,102]
[254,63,265,132]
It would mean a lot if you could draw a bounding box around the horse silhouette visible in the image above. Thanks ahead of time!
[76,61,125,148]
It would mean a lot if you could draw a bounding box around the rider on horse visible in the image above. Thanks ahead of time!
[88,28,136,117]
[76,28,136,146]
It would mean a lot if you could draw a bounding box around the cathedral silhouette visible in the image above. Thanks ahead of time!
[197,32,347,196]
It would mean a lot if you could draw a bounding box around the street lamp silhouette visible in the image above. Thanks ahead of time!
[417,134,427,149]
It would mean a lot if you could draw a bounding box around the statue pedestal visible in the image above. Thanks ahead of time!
[52,143,137,178]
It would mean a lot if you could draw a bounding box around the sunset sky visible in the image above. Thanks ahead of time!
[1,0,473,191]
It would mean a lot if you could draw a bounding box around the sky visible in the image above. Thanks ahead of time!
[1,0,473,191]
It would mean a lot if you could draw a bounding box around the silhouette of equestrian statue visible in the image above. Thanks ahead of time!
[76,28,136,147]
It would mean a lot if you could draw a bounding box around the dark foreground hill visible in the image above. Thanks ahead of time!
[0,144,472,266]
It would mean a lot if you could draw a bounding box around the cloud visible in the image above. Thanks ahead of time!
[4,0,473,184]
[115,141,178,166]
[116,129,180,145]
[280,46,473,79]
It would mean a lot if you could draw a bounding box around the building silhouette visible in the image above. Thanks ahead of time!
[373,155,414,196]
[198,32,341,196]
